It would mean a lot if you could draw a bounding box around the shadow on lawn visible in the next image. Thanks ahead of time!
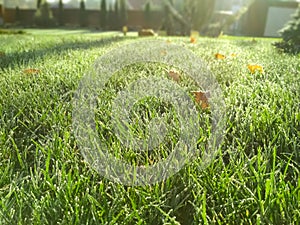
[0,35,137,70]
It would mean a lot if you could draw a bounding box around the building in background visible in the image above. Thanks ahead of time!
[214,0,299,37]
[264,0,300,36]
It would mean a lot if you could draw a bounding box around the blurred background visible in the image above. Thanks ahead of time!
[0,0,299,37]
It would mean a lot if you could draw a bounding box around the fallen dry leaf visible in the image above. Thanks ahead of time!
[0,51,5,57]
[160,50,167,56]
[190,36,197,44]
[247,64,263,74]
[168,70,181,82]
[215,53,226,60]
[191,91,210,109]
[23,68,41,75]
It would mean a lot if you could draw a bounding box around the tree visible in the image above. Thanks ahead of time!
[163,0,195,33]
[108,3,114,29]
[79,0,87,27]
[163,0,256,36]
[34,1,56,27]
[274,4,300,54]
[119,0,127,27]
[15,6,21,24]
[58,0,64,26]
[202,0,256,36]
[144,1,151,28]
[37,0,42,9]
[100,0,107,30]
[163,0,175,35]
[114,0,120,29]
[183,0,216,31]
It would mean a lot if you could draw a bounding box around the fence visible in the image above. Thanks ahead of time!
[1,8,164,30]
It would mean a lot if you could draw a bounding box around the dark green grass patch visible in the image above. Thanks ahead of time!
[0,29,26,35]
[0,31,299,224]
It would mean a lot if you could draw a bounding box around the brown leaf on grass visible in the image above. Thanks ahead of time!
[23,68,41,75]
[0,51,5,57]
[160,50,167,56]
[191,91,210,109]
[168,70,181,82]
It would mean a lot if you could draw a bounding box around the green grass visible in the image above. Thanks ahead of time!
[0,29,26,35]
[0,30,299,224]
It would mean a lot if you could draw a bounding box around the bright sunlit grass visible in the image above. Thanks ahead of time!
[0,30,299,224]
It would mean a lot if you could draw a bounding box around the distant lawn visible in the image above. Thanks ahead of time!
[0,30,299,224]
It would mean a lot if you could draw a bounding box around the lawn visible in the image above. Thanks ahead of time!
[0,30,299,224]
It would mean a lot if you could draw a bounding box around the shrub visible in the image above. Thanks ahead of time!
[113,0,120,29]
[144,2,151,28]
[34,1,56,27]
[274,4,300,54]
[79,0,87,27]
[15,6,21,25]
[119,0,127,27]
[37,0,42,9]
[100,0,107,30]
[58,0,64,26]
[162,0,175,35]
